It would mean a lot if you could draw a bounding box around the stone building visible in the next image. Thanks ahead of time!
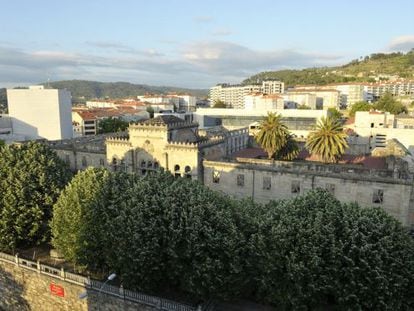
[50,115,414,228]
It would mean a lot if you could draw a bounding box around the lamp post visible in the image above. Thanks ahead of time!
[79,273,117,310]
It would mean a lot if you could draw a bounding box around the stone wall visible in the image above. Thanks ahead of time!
[203,159,414,228]
[0,255,194,311]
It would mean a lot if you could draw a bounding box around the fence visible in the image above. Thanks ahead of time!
[0,251,197,311]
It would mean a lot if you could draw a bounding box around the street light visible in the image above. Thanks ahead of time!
[79,273,117,305]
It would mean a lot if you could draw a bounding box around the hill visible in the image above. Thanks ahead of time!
[0,80,208,111]
[243,50,414,87]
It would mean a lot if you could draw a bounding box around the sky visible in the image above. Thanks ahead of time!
[0,0,413,89]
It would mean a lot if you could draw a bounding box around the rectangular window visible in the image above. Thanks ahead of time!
[263,176,271,190]
[326,183,335,195]
[237,174,245,187]
[212,171,220,184]
[81,156,87,167]
[99,159,105,166]
[372,189,384,204]
[291,181,300,194]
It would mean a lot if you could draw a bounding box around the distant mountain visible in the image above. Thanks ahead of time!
[243,50,414,87]
[0,80,209,111]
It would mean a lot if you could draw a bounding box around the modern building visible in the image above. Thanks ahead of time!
[289,88,340,109]
[365,80,414,100]
[210,81,284,109]
[7,85,72,140]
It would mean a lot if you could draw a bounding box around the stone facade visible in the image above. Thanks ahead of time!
[105,115,249,181]
[0,254,195,311]
[203,158,414,228]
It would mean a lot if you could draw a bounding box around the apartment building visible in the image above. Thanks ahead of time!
[364,80,414,99]
[288,88,340,109]
[210,80,284,109]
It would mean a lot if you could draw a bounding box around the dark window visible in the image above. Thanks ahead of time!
[99,159,105,166]
[263,177,271,190]
[212,171,220,183]
[291,181,300,194]
[237,174,245,187]
[185,166,192,179]
[326,183,335,195]
[174,165,181,177]
[373,189,384,204]
[81,156,87,167]
[154,162,159,169]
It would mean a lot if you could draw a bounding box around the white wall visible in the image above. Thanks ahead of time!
[7,87,72,140]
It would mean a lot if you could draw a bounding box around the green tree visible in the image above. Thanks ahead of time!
[250,189,414,310]
[98,117,129,134]
[306,116,348,163]
[212,99,226,108]
[297,104,311,110]
[374,92,407,115]
[146,106,154,118]
[327,107,343,120]
[349,101,373,117]
[0,142,72,251]
[255,112,290,159]
[275,134,299,161]
[0,139,4,148]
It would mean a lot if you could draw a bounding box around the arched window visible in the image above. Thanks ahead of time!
[147,161,153,168]
[174,164,181,177]
[154,162,159,169]
[184,166,191,179]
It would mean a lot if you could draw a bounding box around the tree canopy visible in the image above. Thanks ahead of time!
[98,117,129,134]
[374,92,407,115]
[212,99,226,108]
[306,116,349,163]
[349,101,373,117]
[0,142,72,251]
[51,170,414,309]
[255,112,298,160]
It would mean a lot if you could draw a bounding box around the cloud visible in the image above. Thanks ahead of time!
[0,41,344,89]
[182,41,343,77]
[212,28,233,36]
[388,35,414,51]
[85,41,165,57]
[193,15,213,23]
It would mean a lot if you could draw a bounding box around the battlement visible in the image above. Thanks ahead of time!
[106,136,132,146]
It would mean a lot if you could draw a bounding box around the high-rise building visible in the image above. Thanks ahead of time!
[7,85,72,140]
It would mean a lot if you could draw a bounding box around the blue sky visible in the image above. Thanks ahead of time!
[0,0,413,88]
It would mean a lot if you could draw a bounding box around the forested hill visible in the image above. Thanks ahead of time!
[0,80,208,110]
[243,50,414,87]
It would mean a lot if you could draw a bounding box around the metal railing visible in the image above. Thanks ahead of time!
[0,251,197,311]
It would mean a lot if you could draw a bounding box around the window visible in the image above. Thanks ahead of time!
[237,174,245,187]
[174,165,181,177]
[212,171,220,183]
[185,166,192,179]
[99,158,105,166]
[372,189,384,204]
[325,183,335,195]
[141,160,146,175]
[263,177,271,190]
[154,162,159,169]
[291,181,300,194]
[81,156,87,167]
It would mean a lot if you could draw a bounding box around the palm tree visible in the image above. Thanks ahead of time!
[276,134,299,161]
[255,112,289,159]
[306,116,348,163]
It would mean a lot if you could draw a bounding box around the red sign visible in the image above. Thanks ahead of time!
[50,283,65,297]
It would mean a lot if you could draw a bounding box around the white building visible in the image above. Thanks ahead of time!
[244,93,284,110]
[288,88,340,109]
[282,93,317,109]
[7,85,72,140]
[210,81,284,109]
